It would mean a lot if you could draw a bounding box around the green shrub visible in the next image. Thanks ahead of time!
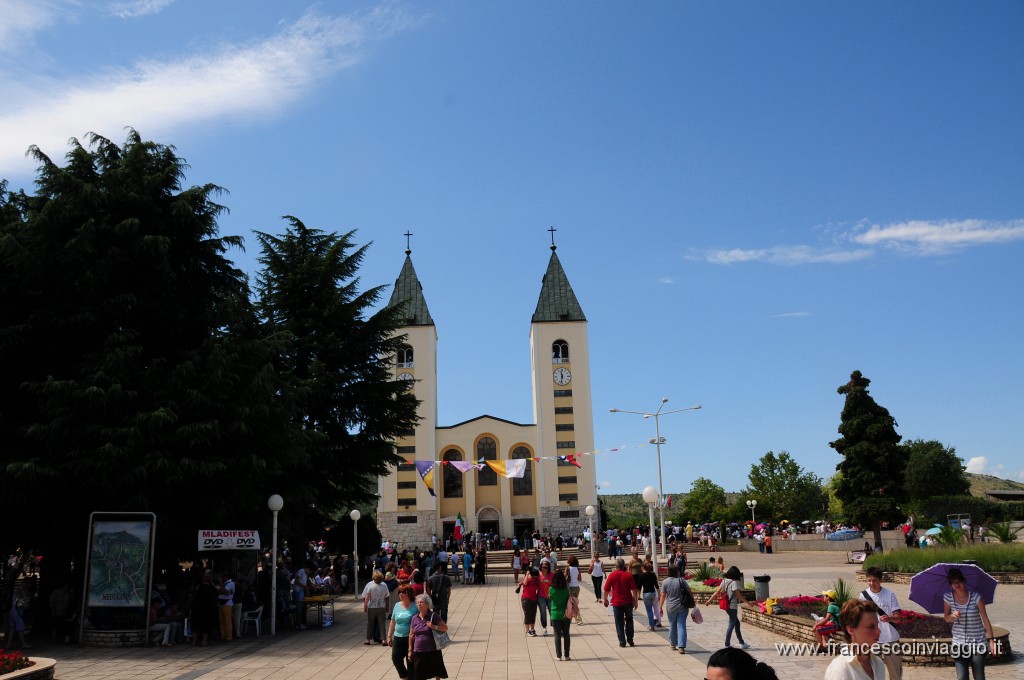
[985,522,1021,544]
[864,544,1024,573]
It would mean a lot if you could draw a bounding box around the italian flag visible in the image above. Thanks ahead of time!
[454,512,465,540]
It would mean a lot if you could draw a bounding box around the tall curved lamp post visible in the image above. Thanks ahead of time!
[642,486,659,577]
[747,499,757,525]
[267,494,284,636]
[610,399,701,557]
[585,504,597,562]
[350,509,361,599]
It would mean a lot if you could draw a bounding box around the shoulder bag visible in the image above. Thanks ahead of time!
[431,613,452,650]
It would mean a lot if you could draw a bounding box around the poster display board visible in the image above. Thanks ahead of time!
[197,529,261,551]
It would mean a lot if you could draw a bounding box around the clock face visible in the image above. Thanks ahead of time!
[397,372,414,383]
[553,368,572,385]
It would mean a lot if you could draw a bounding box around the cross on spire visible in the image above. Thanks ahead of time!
[404,230,413,255]
[548,226,557,251]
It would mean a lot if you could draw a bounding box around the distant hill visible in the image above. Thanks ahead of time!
[967,472,1024,498]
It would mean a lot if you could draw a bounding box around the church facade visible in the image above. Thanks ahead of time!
[376,244,600,547]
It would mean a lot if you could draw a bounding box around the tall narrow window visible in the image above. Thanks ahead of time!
[443,449,462,498]
[397,345,414,368]
[477,437,497,486]
[552,340,570,363]
[511,446,533,496]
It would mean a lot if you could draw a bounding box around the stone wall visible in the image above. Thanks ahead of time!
[376,510,436,549]
[540,505,594,538]
[854,569,1024,585]
[3,658,56,680]
[742,606,1013,666]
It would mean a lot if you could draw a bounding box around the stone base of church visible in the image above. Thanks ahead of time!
[541,505,597,539]
[377,510,436,548]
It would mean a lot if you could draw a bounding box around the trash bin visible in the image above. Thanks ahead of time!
[753,575,771,601]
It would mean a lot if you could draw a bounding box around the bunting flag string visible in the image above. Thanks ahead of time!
[413,461,436,496]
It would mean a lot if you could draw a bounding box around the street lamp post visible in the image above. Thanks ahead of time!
[585,504,597,563]
[642,486,659,579]
[350,509,361,600]
[610,399,701,558]
[267,494,284,636]
[747,499,757,524]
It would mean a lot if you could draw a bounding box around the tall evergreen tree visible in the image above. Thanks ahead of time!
[829,370,906,546]
[254,217,419,535]
[0,132,299,594]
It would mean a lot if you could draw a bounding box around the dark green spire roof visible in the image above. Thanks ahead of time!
[532,248,586,323]
[388,254,434,326]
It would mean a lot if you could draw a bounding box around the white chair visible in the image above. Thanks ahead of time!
[240,605,264,637]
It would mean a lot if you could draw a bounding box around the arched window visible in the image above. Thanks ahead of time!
[552,340,569,363]
[511,446,533,496]
[397,345,414,368]
[443,449,462,498]
[477,437,497,486]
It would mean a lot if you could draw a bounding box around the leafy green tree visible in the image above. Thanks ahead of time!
[254,217,420,535]
[901,439,969,501]
[830,370,907,546]
[682,477,728,522]
[744,451,827,523]
[0,132,299,594]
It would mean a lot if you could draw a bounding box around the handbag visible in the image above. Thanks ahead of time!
[433,628,452,650]
[515,583,522,594]
[690,607,703,624]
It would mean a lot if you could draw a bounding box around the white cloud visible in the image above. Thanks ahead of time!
[965,456,988,474]
[109,0,175,18]
[771,311,811,318]
[0,0,61,53]
[699,217,1024,266]
[851,219,1024,255]
[599,481,612,488]
[701,245,872,266]
[658,276,675,284]
[0,7,416,175]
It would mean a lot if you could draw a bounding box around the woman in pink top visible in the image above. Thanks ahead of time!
[519,567,540,636]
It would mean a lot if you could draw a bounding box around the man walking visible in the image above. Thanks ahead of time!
[859,566,903,679]
[426,564,453,621]
[603,558,639,647]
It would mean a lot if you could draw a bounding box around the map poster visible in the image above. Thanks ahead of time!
[85,514,156,608]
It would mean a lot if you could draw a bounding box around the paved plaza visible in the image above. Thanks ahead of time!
[26,551,1024,679]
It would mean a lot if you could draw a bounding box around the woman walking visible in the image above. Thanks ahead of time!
[518,567,540,636]
[943,568,996,680]
[363,571,391,646]
[708,566,749,649]
[408,594,449,680]
[565,554,582,599]
[588,556,604,602]
[387,585,417,679]
[659,565,694,652]
[548,569,572,660]
[638,561,661,630]
[536,561,553,636]
[511,548,523,581]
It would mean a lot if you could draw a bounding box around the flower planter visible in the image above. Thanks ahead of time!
[741,604,1013,666]
[0,657,56,680]
[855,570,1024,585]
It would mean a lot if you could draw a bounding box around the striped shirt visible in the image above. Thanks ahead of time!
[944,591,986,644]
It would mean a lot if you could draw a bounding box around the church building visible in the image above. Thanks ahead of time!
[376,242,600,546]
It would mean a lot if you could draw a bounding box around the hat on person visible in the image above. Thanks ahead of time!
[822,589,837,599]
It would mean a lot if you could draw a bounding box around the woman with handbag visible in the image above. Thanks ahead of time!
[548,569,572,660]
[408,593,449,680]
[707,566,750,650]
[659,565,694,653]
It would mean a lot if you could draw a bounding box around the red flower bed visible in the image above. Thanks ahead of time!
[770,597,952,638]
[0,650,31,675]
[703,577,722,588]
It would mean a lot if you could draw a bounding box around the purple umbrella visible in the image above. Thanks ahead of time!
[908,562,997,614]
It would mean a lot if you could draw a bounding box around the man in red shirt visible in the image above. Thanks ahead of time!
[603,558,639,647]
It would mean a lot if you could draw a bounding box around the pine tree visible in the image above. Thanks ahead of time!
[0,132,299,589]
[254,217,419,535]
[829,370,906,546]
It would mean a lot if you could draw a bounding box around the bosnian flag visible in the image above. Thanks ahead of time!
[454,512,465,540]
[414,461,435,496]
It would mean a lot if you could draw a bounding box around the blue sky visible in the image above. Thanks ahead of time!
[3,2,1023,497]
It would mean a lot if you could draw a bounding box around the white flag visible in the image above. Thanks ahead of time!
[506,458,527,478]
